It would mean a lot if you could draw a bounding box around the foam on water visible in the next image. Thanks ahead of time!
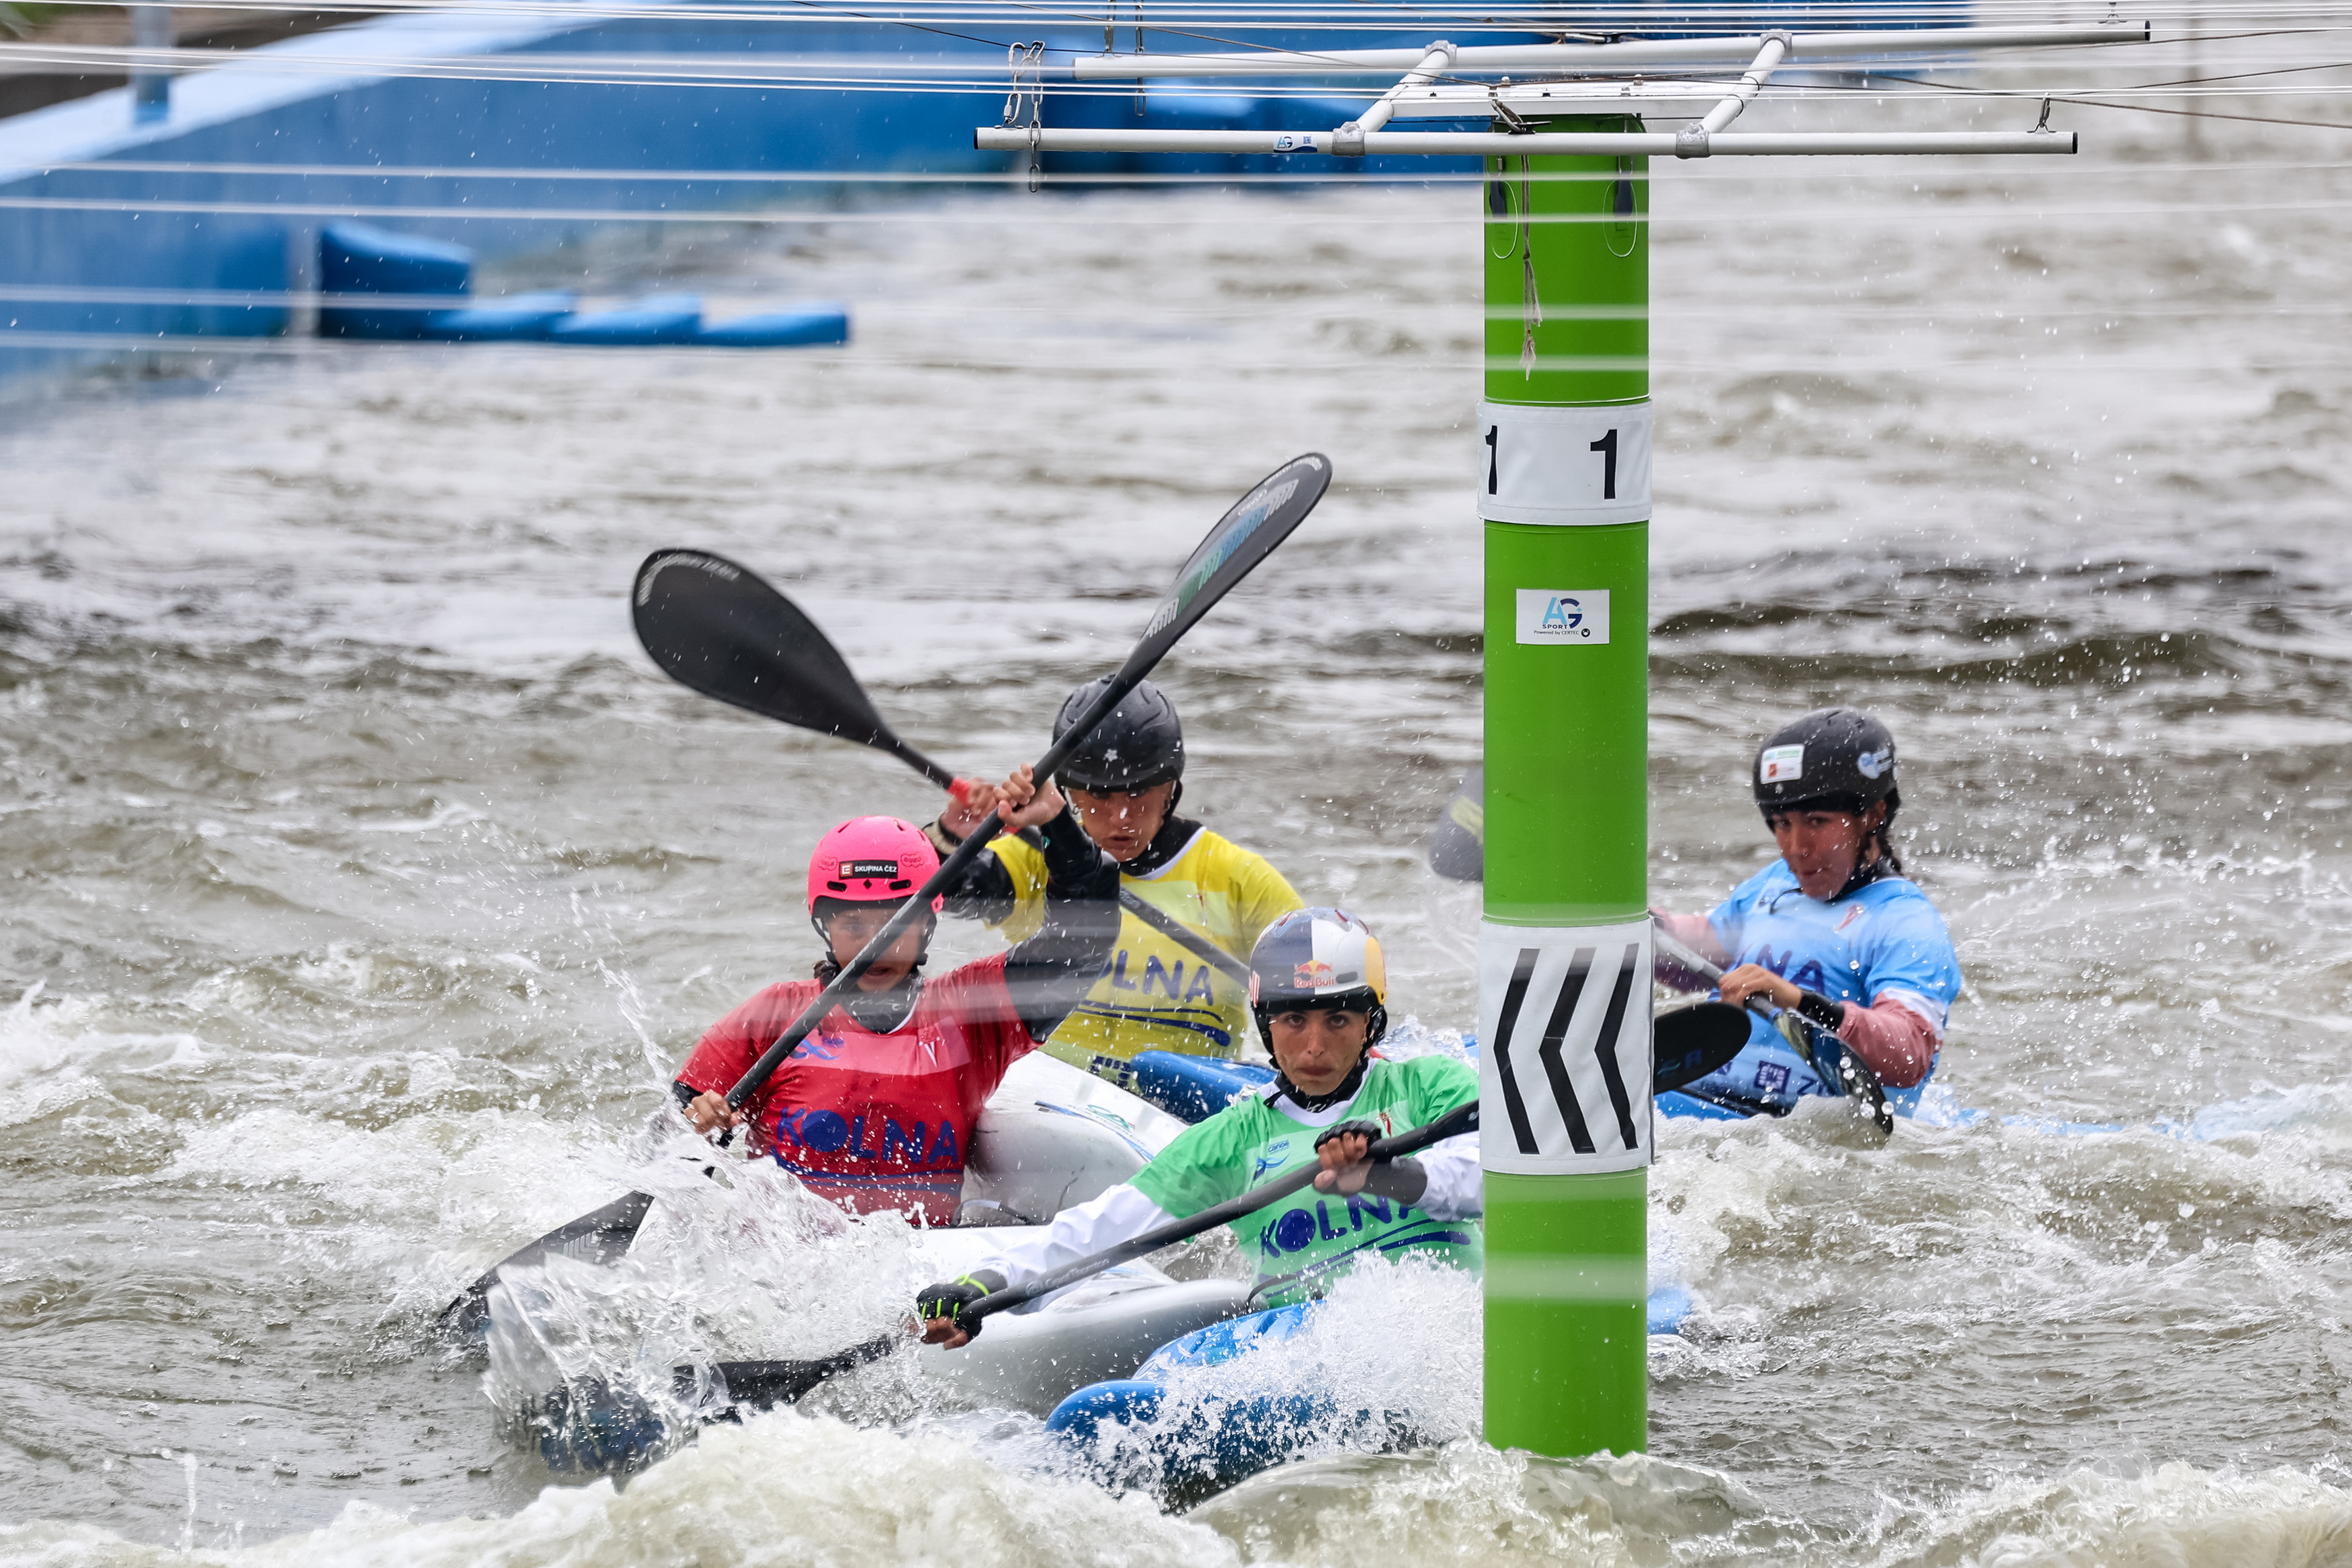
[6,58,2352,1565]
[0,1414,1240,1567]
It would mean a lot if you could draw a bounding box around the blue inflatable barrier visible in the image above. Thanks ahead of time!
[314,222,849,349]
[425,292,579,342]
[548,294,705,345]
[318,220,469,339]
[697,305,850,347]
[1124,1051,1274,1124]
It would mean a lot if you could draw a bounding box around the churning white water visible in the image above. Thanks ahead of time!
[7,44,2352,1565]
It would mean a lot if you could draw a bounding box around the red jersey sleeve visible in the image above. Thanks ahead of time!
[925,952,1035,1099]
[675,982,816,1102]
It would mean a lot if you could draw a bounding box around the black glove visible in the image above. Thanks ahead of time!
[1313,1118,1388,1156]
[914,1269,1006,1339]
[1312,1120,1429,1205]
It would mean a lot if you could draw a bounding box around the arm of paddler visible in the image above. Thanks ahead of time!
[916,1182,1181,1349]
[671,985,787,1136]
[1822,992,1942,1089]
[1650,907,1730,975]
[922,784,1021,926]
[977,1183,1178,1294]
[997,793,1122,1041]
[1410,1130,1482,1219]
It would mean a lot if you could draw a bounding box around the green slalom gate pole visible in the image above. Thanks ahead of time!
[1476,117,1653,1459]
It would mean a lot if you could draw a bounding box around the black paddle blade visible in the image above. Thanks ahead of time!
[705,1335,901,1413]
[1122,454,1331,680]
[533,1376,676,1475]
[631,549,955,787]
[531,1336,901,1475]
[1653,1002,1750,1096]
[436,1189,654,1344]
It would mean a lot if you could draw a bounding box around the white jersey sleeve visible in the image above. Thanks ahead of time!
[973,1182,1178,1291]
[1413,1129,1484,1220]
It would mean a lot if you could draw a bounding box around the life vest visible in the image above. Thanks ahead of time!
[675,955,1033,1226]
[1684,860,1963,1112]
[985,824,1302,1067]
[1127,1055,1482,1307]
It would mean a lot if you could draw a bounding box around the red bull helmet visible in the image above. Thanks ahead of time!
[1247,907,1390,1051]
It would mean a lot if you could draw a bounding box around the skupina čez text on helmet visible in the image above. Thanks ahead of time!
[1052,676,1184,795]
[1247,907,1389,1051]
[1752,707,1900,823]
[804,815,944,939]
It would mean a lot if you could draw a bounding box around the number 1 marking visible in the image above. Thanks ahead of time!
[1590,428,1619,500]
[1485,425,1499,495]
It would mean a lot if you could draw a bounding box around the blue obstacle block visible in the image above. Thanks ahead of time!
[693,305,850,348]
[548,294,703,346]
[424,293,580,342]
[319,221,472,340]
[1124,1052,1275,1124]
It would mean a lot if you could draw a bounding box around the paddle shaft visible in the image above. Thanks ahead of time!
[964,1099,1479,1324]
[723,450,1332,1110]
[1652,923,1891,1130]
[894,747,1252,990]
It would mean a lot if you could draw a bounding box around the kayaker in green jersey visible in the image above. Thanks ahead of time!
[924,677,1304,1074]
[914,908,1481,1346]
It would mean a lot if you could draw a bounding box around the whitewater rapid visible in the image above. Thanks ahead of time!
[6,62,2352,1568]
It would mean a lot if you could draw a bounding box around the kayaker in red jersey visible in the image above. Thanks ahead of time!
[671,764,1120,1224]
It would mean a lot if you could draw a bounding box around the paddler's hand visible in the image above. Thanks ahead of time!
[683,1090,742,1138]
[1718,964,1801,1013]
[914,1270,1006,1349]
[1312,1119,1429,1204]
[937,777,1002,844]
[993,764,1065,835]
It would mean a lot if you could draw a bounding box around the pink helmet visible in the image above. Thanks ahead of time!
[804,817,942,911]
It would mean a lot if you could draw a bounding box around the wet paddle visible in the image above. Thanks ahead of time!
[443,999,1746,1345]
[535,1037,1753,1472]
[707,453,1334,1117]
[951,1099,1481,1337]
[439,456,1331,1343]
[532,1334,902,1474]
[1652,923,1893,1135]
[628,555,1251,987]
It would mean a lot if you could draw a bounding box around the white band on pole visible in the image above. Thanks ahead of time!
[1476,918,1654,1177]
[1480,402,1651,527]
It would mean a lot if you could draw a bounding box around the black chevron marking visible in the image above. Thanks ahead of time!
[1535,946,1597,1156]
[1593,943,1643,1151]
[1492,948,1541,1155]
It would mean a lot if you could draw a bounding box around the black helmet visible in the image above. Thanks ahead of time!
[1053,677,1184,793]
[1752,707,1901,821]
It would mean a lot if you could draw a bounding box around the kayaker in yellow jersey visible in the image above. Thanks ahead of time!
[924,677,1303,1077]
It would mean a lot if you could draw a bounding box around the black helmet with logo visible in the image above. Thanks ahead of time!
[1053,677,1185,793]
[1752,707,1900,821]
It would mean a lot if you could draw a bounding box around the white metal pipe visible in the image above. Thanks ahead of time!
[1699,32,1786,135]
[974,127,2079,157]
[1332,40,1453,156]
[1068,24,2148,80]
[1677,29,1787,158]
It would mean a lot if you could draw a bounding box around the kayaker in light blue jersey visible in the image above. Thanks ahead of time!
[1654,707,1962,1115]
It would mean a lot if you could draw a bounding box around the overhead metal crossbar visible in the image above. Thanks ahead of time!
[976,23,2152,159]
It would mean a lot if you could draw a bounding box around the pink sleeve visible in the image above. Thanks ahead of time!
[1651,909,1730,990]
[1835,995,1941,1089]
